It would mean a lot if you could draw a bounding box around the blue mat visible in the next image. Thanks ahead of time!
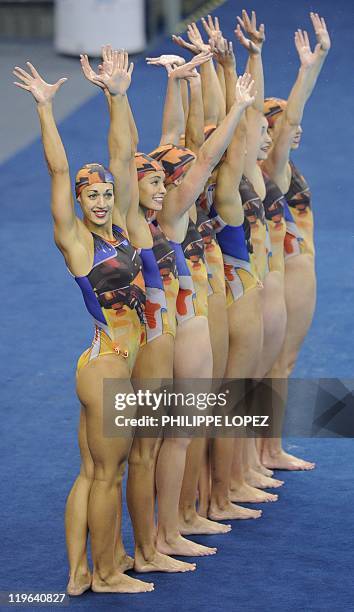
[1,0,353,610]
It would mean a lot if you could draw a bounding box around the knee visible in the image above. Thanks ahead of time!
[79,459,94,482]
[128,441,157,471]
[93,458,127,487]
[162,437,191,452]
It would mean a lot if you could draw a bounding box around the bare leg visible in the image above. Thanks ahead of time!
[209,289,263,521]
[156,317,218,556]
[127,335,195,573]
[243,438,274,477]
[197,441,211,517]
[179,437,232,534]
[229,437,280,504]
[113,486,134,572]
[77,355,154,594]
[65,407,93,596]
[208,292,229,379]
[262,255,316,470]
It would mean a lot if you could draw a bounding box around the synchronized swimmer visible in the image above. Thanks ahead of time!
[13,7,330,597]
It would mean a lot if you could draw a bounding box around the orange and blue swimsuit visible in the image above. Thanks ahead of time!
[198,181,258,305]
[263,173,303,275]
[196,204,226,298]
[208,202,258,306]
[285,161,314,257]
[181,218,209,318]
[168,239,197,324]
[239,175,272,282]
[75,225,146,373]
[139,220,179,344]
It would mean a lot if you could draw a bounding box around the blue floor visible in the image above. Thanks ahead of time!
[1,0,354,610]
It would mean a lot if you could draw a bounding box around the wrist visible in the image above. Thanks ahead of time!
[109,91,126,99]
[37,100,53,111]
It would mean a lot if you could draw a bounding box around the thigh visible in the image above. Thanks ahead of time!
[207,293,229,379]
[77,355,134,481]
[278,254,316,373]
[226,288,263,378]
[174,316,213,379]
[257,271,287,377]
[132,333,174,380]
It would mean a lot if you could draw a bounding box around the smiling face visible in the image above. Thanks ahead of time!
[257,117,272,160]
[78,182,114,226]
[138,171,166,211]
[290,124,303,149]
[268,115,303,151]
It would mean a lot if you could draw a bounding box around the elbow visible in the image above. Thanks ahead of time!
[197,147,217,173]
[49,165,69,176]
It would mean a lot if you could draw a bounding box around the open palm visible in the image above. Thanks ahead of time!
[13,62,67,103]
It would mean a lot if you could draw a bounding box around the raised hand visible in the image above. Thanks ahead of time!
[13,62,67,103]
[146,54,186,67]
[101,44,114,77]
[235,9,265,54]
[210,37,235,68]
[235,72,256,108]
[294,29,320,68]
[166,51,212,79]
[80,53,105,89]
[201,14,222,44]
[310,12,331,52]
[186,22,211,53]
[94,49,133,95]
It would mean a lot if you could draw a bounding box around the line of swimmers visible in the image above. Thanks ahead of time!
[13,8,330,595]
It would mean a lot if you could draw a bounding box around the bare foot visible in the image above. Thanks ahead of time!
[209,502,262,520]
[262,450,315,471]
[66,572,91,597]
[134,551,196,573]
[157,534,217,557]
[116,553,134,573]
[179,514,231,535]
[229,482,278,503]
[92,572,154,593]
[251,463,274,477]
[245,468,284,489]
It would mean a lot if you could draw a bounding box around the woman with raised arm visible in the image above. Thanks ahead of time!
[195,29,277,516]
[13,55,155,595]
[146,57,256,551]
[178,45,229,518]
[145,51,245,555]
[260,13,331,470]
[224,9,291,496]
[80,48,202,574]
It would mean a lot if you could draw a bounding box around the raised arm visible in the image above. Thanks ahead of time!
[214,118,247,226]
[233,10,266,180]
[93,50,135,229]
[160,73,255,227]
[211,37,237,113]
[13,63,82,254]
[185,72,204,154]
[81,47,138,153]
[235,9,265,113]
[173,21,225,125]
[149,53,211,146]
[264,15,330,179]
[200,16,227,122]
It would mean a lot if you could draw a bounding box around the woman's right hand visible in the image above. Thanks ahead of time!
[80,53,106,90]
[13,62,67,104]
[94,49,134,96]
[165,51,212,78]
[294,29,321,69]
[235,72,256,109]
